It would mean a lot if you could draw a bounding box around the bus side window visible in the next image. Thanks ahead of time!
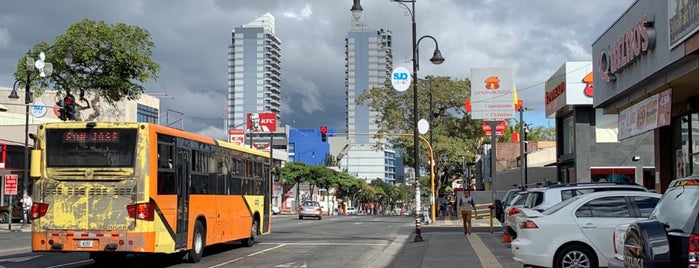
[157,171,176,195]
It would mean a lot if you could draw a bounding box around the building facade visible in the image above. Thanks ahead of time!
[344,5,397,184]
[545,62,655,187]
[592,0,699,193]
[227,13,282,148]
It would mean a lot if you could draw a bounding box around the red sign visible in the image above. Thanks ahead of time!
[228,129,245,145]
[482,120,506,136]
[247,112,277,132]
[4,174,18,195]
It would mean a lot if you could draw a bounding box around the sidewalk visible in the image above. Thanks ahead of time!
[373,215,520,268]
[0,223,31,232]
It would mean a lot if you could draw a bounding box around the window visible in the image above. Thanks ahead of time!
[576,196,631,218]
[137,104,158,123]
[633,196,660,218]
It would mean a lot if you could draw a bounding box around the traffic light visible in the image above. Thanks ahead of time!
[320,125,327,142]
[56,99,66,121]
[64,94,76,120]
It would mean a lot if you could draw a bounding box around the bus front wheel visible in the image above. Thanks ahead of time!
[188,220,205,263]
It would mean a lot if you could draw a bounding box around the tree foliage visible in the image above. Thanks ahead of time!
[14,19,159,107]
[355,76,483,199]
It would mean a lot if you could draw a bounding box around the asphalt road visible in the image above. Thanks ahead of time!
[0,214,420,268]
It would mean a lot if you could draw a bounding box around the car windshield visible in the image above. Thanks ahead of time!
[542,195,582,215]
[503,190,522,206]
[650,185,699,231]
[303,201,318,206]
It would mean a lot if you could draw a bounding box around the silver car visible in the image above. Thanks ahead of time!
[298,201,322,220]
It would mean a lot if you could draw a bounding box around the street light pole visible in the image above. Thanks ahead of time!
[9,48,71,198]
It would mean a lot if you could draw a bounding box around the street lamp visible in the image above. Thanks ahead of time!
[9,48,72,197]
[386,0,444,226]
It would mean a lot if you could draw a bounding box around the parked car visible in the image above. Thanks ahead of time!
[511,190,661,268]
[503,190,529,240]
[507,182,649,240]
[623,176,699,267]
[495,188,526,223]
[0,204,23,224]
[345,207,358,215]
[298,201,322,220]
[271,205,281,215]
[609,223,630,268]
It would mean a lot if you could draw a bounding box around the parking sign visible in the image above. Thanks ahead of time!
[4,174,18,195]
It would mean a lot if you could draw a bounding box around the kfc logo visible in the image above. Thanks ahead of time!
[247,112,277,132]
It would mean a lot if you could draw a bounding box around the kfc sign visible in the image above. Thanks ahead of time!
[247,112,277,132]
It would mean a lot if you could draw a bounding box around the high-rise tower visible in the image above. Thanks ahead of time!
[344,2,396,184]
[227,13,282,135]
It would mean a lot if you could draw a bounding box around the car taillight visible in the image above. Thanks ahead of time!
[127,202,154,221]
[316,207,321,212]
[31,203,49,220]
[689,233,699,266]
[519,220,538,229]
[508,207,520,216]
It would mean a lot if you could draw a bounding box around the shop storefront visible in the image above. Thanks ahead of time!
[592,0,699,193]
[545,62,655,185]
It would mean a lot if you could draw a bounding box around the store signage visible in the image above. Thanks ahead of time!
[599,14,656,82]
[470,68,515,120]
[669,0,699,49]
[4,174,18,195]
[546,82,565,105]
[618,88,672,140]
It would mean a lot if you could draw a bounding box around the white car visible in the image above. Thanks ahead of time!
[608,223,629,268]
[272,205,281,215]
[511,191,660,268]
[345,207,358,215]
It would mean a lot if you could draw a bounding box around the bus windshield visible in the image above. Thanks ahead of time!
[45,128,137,168]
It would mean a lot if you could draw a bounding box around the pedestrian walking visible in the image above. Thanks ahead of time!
[459,190,477,235]
[22,193,33,225]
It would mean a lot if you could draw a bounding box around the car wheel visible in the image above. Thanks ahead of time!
[299,216,303,220]
[187,220,205,263]
[318,215,322,220]
[554,244,597,268]
[625,220,671,268]
[241,218,258,247]
[0,212,8,224]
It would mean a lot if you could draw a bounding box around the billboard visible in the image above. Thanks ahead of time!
[247,112,277,132]
[470,68,515,120]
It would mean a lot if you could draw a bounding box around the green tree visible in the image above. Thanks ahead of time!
[355,76,483,201]
[14,19,159,114]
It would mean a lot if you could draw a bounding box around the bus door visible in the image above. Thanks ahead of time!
[175,147,190,249]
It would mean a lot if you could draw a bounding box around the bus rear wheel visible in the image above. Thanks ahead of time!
[188,220,205,263]
[242,219,258,247]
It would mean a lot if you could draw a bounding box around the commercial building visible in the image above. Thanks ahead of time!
[592,0,699,192]
[544,62,654,187]
[227,13,283,151]
[344,4,397,184]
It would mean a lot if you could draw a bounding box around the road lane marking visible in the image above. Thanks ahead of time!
[43,260,93,268]
[209,243,286,268]
[0,247,29,253]
[353,222,361,225]
[468,234,503,268]
[260,242,386,246]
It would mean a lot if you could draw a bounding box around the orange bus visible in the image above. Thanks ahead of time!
[29,122,274,263]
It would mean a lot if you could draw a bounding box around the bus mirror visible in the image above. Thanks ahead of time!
[31,149,41,178]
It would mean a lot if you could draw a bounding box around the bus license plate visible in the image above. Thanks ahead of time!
[78,240,93,248]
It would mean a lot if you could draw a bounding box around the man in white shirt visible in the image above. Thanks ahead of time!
[459,190,477,235]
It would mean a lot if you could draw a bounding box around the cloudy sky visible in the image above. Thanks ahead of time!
[0,0,634,138]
